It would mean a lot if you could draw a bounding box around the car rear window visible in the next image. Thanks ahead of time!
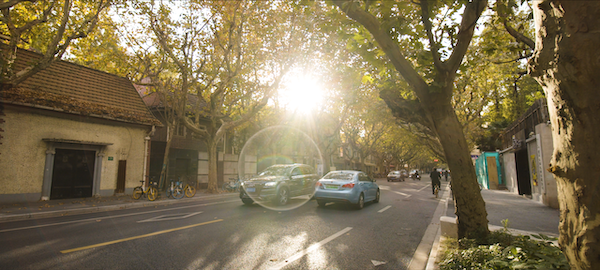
[323,172,354,180]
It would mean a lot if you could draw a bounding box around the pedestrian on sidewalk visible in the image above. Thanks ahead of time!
[430,168,441,195]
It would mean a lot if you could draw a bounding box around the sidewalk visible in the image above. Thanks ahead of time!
[0,190,237,223]
[426,187,561,270]
[448,189,560,236]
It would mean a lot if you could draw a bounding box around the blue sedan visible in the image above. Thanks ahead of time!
[314,170,380,209]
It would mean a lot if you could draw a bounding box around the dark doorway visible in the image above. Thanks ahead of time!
[51,149,95,199]
[515,149,532,195]
[115,160,127,193]
[175,158,190,180]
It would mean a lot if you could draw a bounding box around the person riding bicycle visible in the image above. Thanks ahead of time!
[430,168,441,195]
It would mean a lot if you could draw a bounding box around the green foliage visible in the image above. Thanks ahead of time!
[439,231,569,270]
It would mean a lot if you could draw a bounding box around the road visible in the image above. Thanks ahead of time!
[0,178,448,270]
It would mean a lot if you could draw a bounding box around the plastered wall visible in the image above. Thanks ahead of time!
[0,106,150,200]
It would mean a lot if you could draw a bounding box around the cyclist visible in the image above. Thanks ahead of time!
[430,168,441,195]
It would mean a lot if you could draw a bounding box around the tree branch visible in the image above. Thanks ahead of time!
[420,0,445,73]
[496,0,535,49]
[332,0,428,94]
[0,0,36,10]
[446,0,488,75]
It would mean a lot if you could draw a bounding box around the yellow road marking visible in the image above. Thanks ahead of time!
[60,219,223,254]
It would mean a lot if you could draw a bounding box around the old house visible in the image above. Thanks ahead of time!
[0,48,161,203]
[138,88,255,189]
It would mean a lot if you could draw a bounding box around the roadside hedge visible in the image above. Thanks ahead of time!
[438,230,569,270]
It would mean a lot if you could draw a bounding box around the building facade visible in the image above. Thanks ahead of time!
[0,48,160,203]
[499,99,558,208]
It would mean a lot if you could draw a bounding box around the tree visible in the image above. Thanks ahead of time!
[0,0,111,87]
[327,0,489,238]
[513,1,600,269]
[372,125,424,172]
[146,0,305,193]
[66,12,134,78]
[496,0,600,268]
[341,85,392,173]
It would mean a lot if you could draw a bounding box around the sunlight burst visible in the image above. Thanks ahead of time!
[278,74,325,114]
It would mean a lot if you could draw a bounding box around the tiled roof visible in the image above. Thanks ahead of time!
[1,47,161,126]
[141,91,206,113]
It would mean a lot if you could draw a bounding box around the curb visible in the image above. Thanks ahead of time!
[0,192,238,223]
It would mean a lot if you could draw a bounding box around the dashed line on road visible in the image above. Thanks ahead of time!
[379,185,412,198]
[270,227,353,270]
[60,219,223,254]
[391,191,411,197]
[378,205,392,213]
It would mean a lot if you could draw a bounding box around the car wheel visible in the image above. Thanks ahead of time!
[317,200,327,207]
[242,198,254,205]
[356,193,364,209]
[374,189,380,203]
[387,179,390,182]
[275,187,289,206]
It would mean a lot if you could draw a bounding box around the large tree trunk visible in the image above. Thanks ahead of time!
[159,122,175,190]
[530,2,600,269]
[428,98,489,239]
[206,137,219,193]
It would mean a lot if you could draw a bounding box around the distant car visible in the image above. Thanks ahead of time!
[314,170,380,209]
[387,170,406,182]
[239,164,319,206]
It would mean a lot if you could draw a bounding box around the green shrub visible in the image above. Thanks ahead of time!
[438,231,569,270]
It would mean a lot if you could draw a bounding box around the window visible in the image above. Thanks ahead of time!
[175,124,186,137]
[300,166,314,175]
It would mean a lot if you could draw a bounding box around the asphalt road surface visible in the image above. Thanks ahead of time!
[0,178,447,270]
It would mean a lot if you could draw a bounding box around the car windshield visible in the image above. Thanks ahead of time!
[323,172,355,180]
[258,166,291,176]
[389,171,399,175]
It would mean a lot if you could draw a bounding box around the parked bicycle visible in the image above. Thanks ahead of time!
[132,178,159,201]
[166,179,184,199]
[184,180,197,198]
[222,177,241,192]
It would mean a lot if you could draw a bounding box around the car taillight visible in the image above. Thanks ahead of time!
[341,183,355,189]
[315,182,323,187]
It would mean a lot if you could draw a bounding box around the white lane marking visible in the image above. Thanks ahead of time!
[137,211,203,223]
[392,191,411,197]
[380,185,412,197]
[379,185,391,190]
[417,184,431,192]
[378,206,392,213]
[270,227,353,270]
[0,200,239,233]
[372,260,387,266]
